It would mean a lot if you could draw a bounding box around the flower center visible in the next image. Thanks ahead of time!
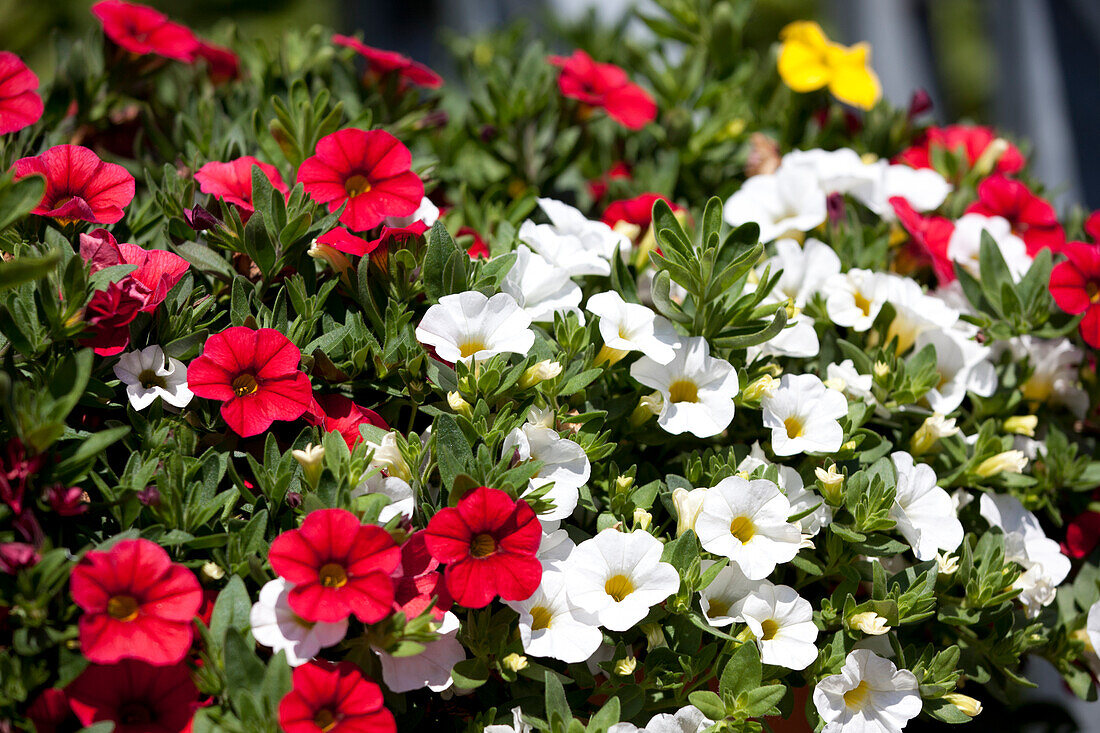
[107,595,140,622]
[470,533,497,558]
[459,339,487,359]
[605,573,635,602]
[730,516,755,543]
[318,563,348,588]
[344,174,372,197]
[138,368,167,389]
[759,618,780,640]
[783,416,805,438]
[1088,281,1100,304]
[854,291,873,317]
[668,379,699,404]
[231,373,259,397]
[313,708,339,732]
[118,702,154,725]
[529,605,553,630]
[707,599,730,618]
[843,680,872,711]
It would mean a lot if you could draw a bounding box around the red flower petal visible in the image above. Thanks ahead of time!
[0,51,44,134]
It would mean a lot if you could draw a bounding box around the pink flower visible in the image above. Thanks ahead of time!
[13,145,136,225]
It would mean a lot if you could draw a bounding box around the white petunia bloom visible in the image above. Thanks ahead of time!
[723,166,827,243]
[506,570,603,664]
[698,560,758,626]
[889,452,963,561]
[375,611,466,693]
[823,268,886,332]
[354,432,414,523]
[385,196,439,229]
[502,418,590,522]
[672,486,709,537]
[587,291,679,365]
[1004,336,1089,418]
[739,583,820,670]
[695,476,802,580]
[882,275,960,354]
[738,443,832,536]
[415,291,535,364]
[485,707,532,733]
[538,526,576,571]
[813,649,922,733]
[113,345,193,410]
[1087,601,1100,660]
[609,705,713,733]
[761,374,849,456]
[630,335,739,438]
[851,162,952,219]
[825,360,875,405]
[913,328,997,414]
[565,529,680,632]
[518,198,628,277]
[979,493,1071,617]
[947,214,1032,282]
[766,238,842,306]
[501,245,583,323]
[249,578,348,667]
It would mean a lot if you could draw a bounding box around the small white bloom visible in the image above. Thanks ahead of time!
[826,360,875,404]
[385,196,439,228]
[698,560,758,626]
[565,529,680,631]
[113,345,192,410]
[695,476,803,580]
[766,238,842,306]
[518,198,628,277]
[538,526,576,571]
[947,214,1032,282]
[914,328,997,413]
[249,578,348,666]
[738,443,832,536]
[813,649,922,733]
[610,705,713,733]
[485,707,532,733]
[1004,336,1089,418]
[501,245,583,323]
[761,373,849,456]
[889,452,963,561]
[882,275,959,354]
[739,584,819,670]
[587,291,680,365]
[672,487,708,537]
[723,166,827,243]
[507,570,603,664]
[824,268,886,332]
[502,422,590,521]
[375,611,465,693]
[852,162,952,219]
[415,291,535,364]
[354,432,414,523]
[1086,600,1100,658]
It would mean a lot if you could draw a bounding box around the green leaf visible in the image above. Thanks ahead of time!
[434,413,471,494]
[172,242,235,279]
[544,669,572,728]
[0,169,46,230]
[720,641,761,699]
[742,684,787,717]
[423,221,464,301]
[687,690,726,720]
[0,251,62,292]
[209,575,253,647]
[585,695,621,732]
[451,657,489,689]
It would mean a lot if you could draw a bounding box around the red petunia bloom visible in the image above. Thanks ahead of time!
[0,51,43,134]
[307,394,388,449]
[66,659,199,733]
[297,129,424,232]
[82,280,145,356]
[70,538,202,665]
[548,50,657,130]
[1062,511,1100,559]
[456,226,489,260]
[393,531,452,621]
[194,156,288,220]
[46,484,88,516]
[1,438,43,516]
[186,327,314,437]
[1049,241,1100,348]
[1084,211,1100,244]
[27,688,79,733]
[194,41,241,84]
[423,485,542,608]
[587,161,632,201]
[896,124,1024,177]
[91,0,200,62]
[0,542,39,574]
[965,175,1065,256]
[80,229,190,313]
[333,34,443,89]
[13,145,136,225]
[278,660,396,733]
[601,193,683,229]
[268,508,400,623]
[890,196,956,284]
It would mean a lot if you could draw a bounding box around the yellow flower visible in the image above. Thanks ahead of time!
[778,21,881,110]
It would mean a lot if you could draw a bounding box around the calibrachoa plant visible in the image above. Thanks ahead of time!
[3,1,1100,732]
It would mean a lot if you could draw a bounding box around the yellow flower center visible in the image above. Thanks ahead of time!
[318,563,348,588]
[605,574,635,602]
[730,516,756,543]
[138,368,167,389]
[459,339,487,359]
[854,291,873,317]
[668,379,699,404]
[529,606,553,630]
[231,373,259,397]
[843,681,872,710]
[707,599,730,618]
[313,708,338,732]
[1088,281,1100,304]
[107,595,140,622]
[759,618,780,640]
[344,174,372,197]
[470,533,497,558]
[783,416,805,438]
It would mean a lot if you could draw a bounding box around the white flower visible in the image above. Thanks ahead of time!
[882,275,959,354]
[851,162,952,218]
[587,291,679,365]
[825,360,875,404]
[738,443,832,536]
[947,214,1032,282]
[782,148,869,194]
[506,570,603,663]
[761,373,848,456]
[824,268,886,332]
[723,166,827,243]
[698,560,758,626]
[1004,336,1089,418]
[695,476,803,580]
[565,529,680,632]
[249,578,347,666]
[538,526,576,571]
[519,198,628,277]
[385,196,439,228]
[913,328,997,414]
[354,432,414,523]
[766,238,842,306]
[501,245,583,323]
[113,345,192,410]
[1087,600,1100,659]
[672,487,709,537]
[739,584,819,670]
[629,335,739,438]
[502,419,590,521]
[610,705,713,733]
[979,493,1071,617]
[485,707,532,733]
[813,649,922,733]
[889,452,963,561]
[375,611,465,693]
[415,291,535,364]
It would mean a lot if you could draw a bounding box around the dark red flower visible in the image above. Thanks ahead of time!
[423,486,542,608]
[0,51,43,134]
[194,41,240,84]
[333,34,442,89]
[27,688,79,733]
[194,156,287,219]
[66,659,199,733]
[1049,241,1100,348]
[1063,511,1100,559]
[268,508,400,623]
[47,485,88,516]
[0,438,43,515]
[392,531,452,621]
[195,588,218,627]
[297,129,423,232]
[186,327,314,437]
[0,542,39,574]
[1085,212,1100,244]
[13,145,136,225]
[91,1,199,62]
[278,660,396,733]
[587,161,632,201]
[70,538,202,665]
[548,50,657,130]
[896,124,1024,177]
[80,230,190,312]
[890,196,956,284]
[601,193,683,230]
[907,88,933,120]
[965,174,1065,255]
[83,280,144,356]
[457,227,489,259]
[307,394,388,449]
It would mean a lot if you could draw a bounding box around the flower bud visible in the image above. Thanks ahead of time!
[519,360,562,389]
[613,656,637,677]
[815,464,844,505]
[671,487,707,537]
[615,475,635,494]
[595,344,631,368]
[973,138,1010,177]
[975,450,1027,478]
[633,508,652,531]
[936,552,959,575]
[873,361,890,379]
[640,623,667,650]
[292,443,326,488]
[447,391,473,419]
[743,374,778,401]
[944,693,983,717]
[201,561,225,581]
[501,653,528,673]
[137,486,161,506]
[630,391,663,426]
[910,414,958,456]
[1004,415,1038,437]
[308,239,351,277]
[848,611,891,636]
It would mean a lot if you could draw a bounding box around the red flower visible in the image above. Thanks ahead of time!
[186,327,314,437]
[0,542,39,574]
[601,193,683,229]
[457,226,489,259]
[46,485,87,515]
[896,124,1024,177]
[890,196,956,284]
[70,538,202,665]
[1049,241,1100,348]
[1063,511,1100,559]
[393,531,452,621]
[1,438,43,515]
[333,34,442,89]
[83,280,145,356]
[1085,211,1100,244]
[588,161,632,201]
[13,145,136,225]
[307,394,388,449]
[0,51,43,134]
[278,660,396,733]
[965,175,1065,255]
[66,659,199,733]
[268,508,400,623]
[423,486,542,608]
[27,688,79,733]
[91,1,199,62]
[548,50,657,130]
[194,156,287,219]
[79,229,190,313]
[194,41,240,84]
[297,129,423,232]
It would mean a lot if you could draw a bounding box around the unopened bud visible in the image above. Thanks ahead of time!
[975,450,1027,478]
[630,392,663,426]
[640,623,667,650]
[594,344,630,368]
[308,240,351,276]
[848,611,891,636]
[815,464,844,505]
[873,361,890,379]
[519,360,562,389]
[1004,415,1038,437]
[613,656,637,677]
[501,652,528,672]
[447,391,473,419]
[633,508,652,531]
[743,374,778,401]
[671,487,707,537]
[936,552,959,575]
[292,443,326,488]
[973,138,1011,177]
[201,561,225,581]
[911,414,958,456]
[944,693,982,717]
[615,475,635,494]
